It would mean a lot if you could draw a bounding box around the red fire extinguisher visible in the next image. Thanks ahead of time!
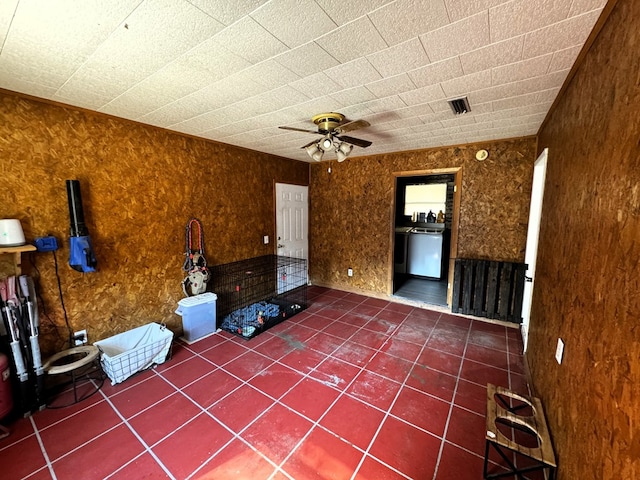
[0,352,13,432]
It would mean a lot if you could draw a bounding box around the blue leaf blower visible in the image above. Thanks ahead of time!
[66,180,97,273]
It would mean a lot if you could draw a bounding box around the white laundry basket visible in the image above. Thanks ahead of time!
[94,323,173,385]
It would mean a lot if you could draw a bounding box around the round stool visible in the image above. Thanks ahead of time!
[44,345,104,408]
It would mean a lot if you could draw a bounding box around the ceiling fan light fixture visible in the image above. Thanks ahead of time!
[336,142,353,162]
[305,143,323,162]
[319,135,334,152]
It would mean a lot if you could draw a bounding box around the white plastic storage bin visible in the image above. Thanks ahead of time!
[175,292,217,343]
[94,323,173,385]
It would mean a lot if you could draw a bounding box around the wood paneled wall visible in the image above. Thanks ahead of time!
[0,91,308,354]
[530,0,639,478]
[308,138,537,293]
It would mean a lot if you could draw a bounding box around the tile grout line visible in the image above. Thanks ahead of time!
[28,414,57,480]
[430,316,474,480]
[153,306,365,480]
[348,310,443,480]
[260,296,412,479]
[95,383,177,480]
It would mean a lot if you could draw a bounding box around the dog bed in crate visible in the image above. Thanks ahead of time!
[220,300,303,339]
[94,322,173,385]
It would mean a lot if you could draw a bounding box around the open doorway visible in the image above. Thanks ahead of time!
[392,169,461,307]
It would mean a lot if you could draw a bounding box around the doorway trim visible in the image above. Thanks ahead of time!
[521,148,548,352]
[390,167,462,307]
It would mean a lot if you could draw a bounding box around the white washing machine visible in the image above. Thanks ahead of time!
[407,227,444,278]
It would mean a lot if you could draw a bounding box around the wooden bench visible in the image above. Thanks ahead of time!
[484,383,557,479]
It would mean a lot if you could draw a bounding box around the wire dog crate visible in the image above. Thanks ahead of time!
[209,255,308,339]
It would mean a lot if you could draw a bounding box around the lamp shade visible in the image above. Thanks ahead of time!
[305,143,324,162]
[0,219,25,246]
[336,142,353,162]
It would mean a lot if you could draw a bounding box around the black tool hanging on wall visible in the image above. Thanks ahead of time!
[66,180,97,273]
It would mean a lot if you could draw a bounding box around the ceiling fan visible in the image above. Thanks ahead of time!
[279,112,372,162]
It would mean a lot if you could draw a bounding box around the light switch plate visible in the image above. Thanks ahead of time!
[555,338,564,364]
[263,235,269,244]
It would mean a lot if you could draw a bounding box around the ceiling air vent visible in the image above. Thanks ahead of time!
[448,97,471,115]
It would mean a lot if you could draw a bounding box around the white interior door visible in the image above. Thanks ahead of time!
[275,183,309,291]
[521,148,548,352]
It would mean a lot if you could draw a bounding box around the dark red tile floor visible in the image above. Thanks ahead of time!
[0,286,534,479]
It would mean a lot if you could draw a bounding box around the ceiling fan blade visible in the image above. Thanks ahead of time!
[279,126,319,134]
[334,119,370,134]
[301,139,318,149]
[339,135,372,148]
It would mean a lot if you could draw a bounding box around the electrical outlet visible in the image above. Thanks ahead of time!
[263,235,269,244]
[74,329,88,346]
[555,338,564,364]
[347,268,353,277]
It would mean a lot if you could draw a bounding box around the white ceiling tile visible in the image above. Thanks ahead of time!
[274,42,340,77]
[339,103,376,119]
[479,69,569,104]
[326,58,382,89]
[291,72,343,98]
[421,12,490,62]
[251,0,337,48]
[0,0,19,50]
[468,101,494,114]
[568,0,607,16]
[101,44,252,119]
[469,82,519,104]
[490,0,571,43]
[490,88,559,111]
[399,84,446,106]
[395,103,436,119]
[444,0,509,22]
[474,102,551,124]
[187,0,268,26]
[235,60,300,89]
[491,112,547,128]
[369,0,450,46]
[408,57,463,89]
[142,73,268,127]
[365,74,416,99]
[315,16,388,64]
[459,36,523,74]
[428,99,457,114]
[0,74,57,100]
[385,117,425,130]
[285,96,346,120]
[315,0,394,26]
[441,70,492,97]
[440,114,476,128]
[56,0,224,101]
[170,42,251,86]
[366,38,431,78]
[547,45,582,72]
[52,88,113,111]
[212,15,289,64]
[523,10,602,58]
[361,96,407,114]
[0,0,142,91]
[187,75,267,112]
[491,53,553,86]
[329,86,377,107]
